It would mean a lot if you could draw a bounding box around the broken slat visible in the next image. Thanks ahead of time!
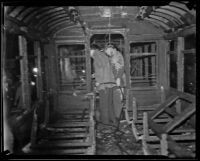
[138,113,169,120]
[61,115,89,118]
[163,104,195,133]
[55,119,89,123]
[48,122,89,128]
[149,95,179,119]
[58,108,89,112]
[44,133,88,140]
[148,119,194,157]
[30,148,87,155]
[61,111,89,115]
[45,127,87,133]
[143,112,149,140]
[138,128,195,135]
[32,141,91,149]
[160,134,168,156]
[147,133,196,142]
[136,118,171,124]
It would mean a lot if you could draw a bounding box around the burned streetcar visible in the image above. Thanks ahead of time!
[2,3,196,158]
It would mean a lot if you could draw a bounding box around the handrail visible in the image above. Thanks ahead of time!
[30,101,40,147]
[85,92,96,154]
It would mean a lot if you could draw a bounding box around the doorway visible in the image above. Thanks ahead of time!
[56,44,88,111]
[90,33,125,90]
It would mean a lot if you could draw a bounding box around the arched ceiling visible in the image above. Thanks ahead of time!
[4,2,196,40]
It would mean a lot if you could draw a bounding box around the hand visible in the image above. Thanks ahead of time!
[116,78,120,86]
[95,82,100,87]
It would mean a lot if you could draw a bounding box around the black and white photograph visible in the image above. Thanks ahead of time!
[1,1,196,159]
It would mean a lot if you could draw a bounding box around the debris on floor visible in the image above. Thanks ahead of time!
[96,121,143,155]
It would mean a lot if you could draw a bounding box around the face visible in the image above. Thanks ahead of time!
[105,47,114,56]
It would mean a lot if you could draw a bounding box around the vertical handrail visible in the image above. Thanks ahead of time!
[87,93,96,155]
[44,91,50,127]
[30,103,38,147]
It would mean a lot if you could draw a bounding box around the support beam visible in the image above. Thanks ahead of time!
[164,25,196,40]
[158,40,168,89]
[44,41,58,110]
[177,37,184,91]
[125,30,130,88]
[151,43,156,82]
[34,41,43,102]
[85,31,91,92]
[144,44,149,79]
[18,35,31,110]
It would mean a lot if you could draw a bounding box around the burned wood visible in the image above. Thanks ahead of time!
[163,104,195,133]
[160,134,168,156]
[177,37,184,92]
[149,95,179,119]
[148,119,194,158]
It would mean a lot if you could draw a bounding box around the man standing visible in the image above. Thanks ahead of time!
[105,44,126,125]
[90,44,116,125]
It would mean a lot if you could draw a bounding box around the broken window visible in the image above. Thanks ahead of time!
[129,42,157,87]
[58,44,86,91]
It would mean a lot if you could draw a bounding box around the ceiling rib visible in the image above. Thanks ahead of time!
[47,22,77,35]
[37,14,69,30]
[46,17,71,28]
[53,25,83,36]
[145,17,171,31]
[155,8,184,24]
[36,7,64,19]
[46,21,74,33]
[23,6,57,23]
[161,6,187,15]
[9,6,25,17]
[149,15,169,24]
[17,7,38,21]
[169,1,190,12]
[151,11,181,26]
[35,10,66,28]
